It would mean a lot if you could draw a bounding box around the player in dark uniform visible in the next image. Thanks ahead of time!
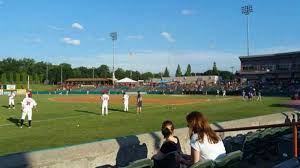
[136,91,142,114]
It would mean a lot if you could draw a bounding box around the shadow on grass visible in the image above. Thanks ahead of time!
[2,105,9,109]
[74,110,99,115]
[7,117,20,127]
[109,108,136,115]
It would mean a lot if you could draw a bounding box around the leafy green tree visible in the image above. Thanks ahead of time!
[212,62,219,75]
[15,73,21,84]
[219,71,234,80]
[175,64,182,77]
[141,72,153,80]
[163,67,170,77]
[185,64,192,76]
[115,68,126,79]
[21,72,28,84]
[60,63,73,80]
[131,71,141,80]
[1,73,7,84]
[98,65,110,78]
[9,72,14,83]
[34,74,40,84]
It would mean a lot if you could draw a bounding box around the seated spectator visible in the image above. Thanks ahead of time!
[152,120,186,168]
[186,111,226,164]
[153,120,182,159]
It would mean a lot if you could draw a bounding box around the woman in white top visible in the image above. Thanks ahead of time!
[186,111,226,164]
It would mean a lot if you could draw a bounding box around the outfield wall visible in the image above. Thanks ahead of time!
[0,112,295,168]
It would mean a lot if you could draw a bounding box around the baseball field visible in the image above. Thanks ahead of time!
[0,94,293,156]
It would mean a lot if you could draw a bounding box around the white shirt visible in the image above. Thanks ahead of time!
[190,133,226,161]
[22,98,37,111]
[101,94,110,104]
[8,92,16,100]
[123,94,129,104]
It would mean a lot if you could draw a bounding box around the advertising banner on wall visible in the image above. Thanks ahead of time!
[6,85,16,90]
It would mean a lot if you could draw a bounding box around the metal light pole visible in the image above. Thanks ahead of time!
[110,32,117,87]
[46,62,49,81]
[241,5,253,57]
[230,66,235,74]
[92,67,95,79]
[60,65,63,87]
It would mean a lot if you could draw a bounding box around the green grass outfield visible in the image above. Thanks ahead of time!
[0,94,292,156]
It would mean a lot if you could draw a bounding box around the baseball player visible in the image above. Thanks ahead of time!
[25,90,32,98]
[19,94,37,128]
[242,90,246,100]
[101,91,110,116]
[257,91,262,101]
[222,90,226,97]
[216,90,220,97]
[8,91,16,109]
[136,91,143,114]
[123,92,129,112]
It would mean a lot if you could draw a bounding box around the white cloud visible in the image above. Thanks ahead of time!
[61,37,80,46]
[71,22,84,30]
[181,9,195,16]
[48,25,63,31]
[160,32,176,43]
[127,35,144,40]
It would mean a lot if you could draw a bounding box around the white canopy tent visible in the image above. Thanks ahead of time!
[116,77,137,83]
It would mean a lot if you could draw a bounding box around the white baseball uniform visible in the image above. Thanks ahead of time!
[8,92,16,107]
[21,97,37,121]
[101,94,110,115]
[123,94,129,112]
[222,90,226,96]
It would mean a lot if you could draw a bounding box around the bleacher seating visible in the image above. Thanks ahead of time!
[189,160,214,168]
[120,158,153,168]
[214,150,242,168]
[273,158,300,168]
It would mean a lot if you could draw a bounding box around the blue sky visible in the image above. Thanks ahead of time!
[0,0,300,74]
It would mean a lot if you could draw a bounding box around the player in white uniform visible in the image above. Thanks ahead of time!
[257,91,262,101]
[222,90,226,97]
[101,92,110,116]
[20,94,37,128]
[123,93,129,112]
[8,91,16,109]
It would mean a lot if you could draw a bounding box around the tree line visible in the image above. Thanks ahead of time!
[0,58,234,84]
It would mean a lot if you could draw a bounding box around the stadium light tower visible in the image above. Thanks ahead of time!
[110,32,117,87]
[60,65,63,87]
[241,5,253,57]
[92,67,95,79]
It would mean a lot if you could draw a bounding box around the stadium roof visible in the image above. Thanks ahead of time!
[65,78,112,82]
[116,77,137,83]
[239,51,300,59]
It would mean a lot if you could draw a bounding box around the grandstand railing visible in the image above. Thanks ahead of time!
[214,116,300,158]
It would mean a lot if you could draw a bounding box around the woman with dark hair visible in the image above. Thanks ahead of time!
[136,91,142,114]
[159,120,182,155]
[186,111,226,164]
[152,120,184,168]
